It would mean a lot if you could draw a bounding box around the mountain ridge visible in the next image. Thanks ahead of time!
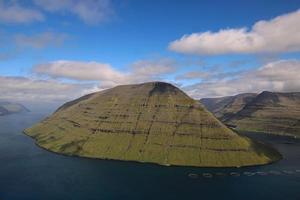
[200,91,300,137]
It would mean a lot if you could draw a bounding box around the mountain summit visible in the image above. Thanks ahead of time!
[24,82,280,167]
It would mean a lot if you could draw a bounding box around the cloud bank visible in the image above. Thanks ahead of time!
[0,76,94,103]
[1,59,299,103]
[169,9,300,55]
[0,58,176,103]
[33,59,176,88]
[184,60,300,98]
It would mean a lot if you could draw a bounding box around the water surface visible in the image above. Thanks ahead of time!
[0,112,299,200]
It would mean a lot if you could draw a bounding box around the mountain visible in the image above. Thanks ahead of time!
[201,92,300,137]
[0,102,29,116]
[24,82,280,167]
[201,93,257,121]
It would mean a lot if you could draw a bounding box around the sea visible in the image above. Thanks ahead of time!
[0,111,299,200]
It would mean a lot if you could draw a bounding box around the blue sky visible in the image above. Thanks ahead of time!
[0,0,300,104]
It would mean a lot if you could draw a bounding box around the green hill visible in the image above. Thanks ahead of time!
[24,82,281,167]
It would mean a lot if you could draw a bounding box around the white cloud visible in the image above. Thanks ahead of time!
[0,0,113,25]
[169,9,300,55]
[33,59,176,88]
[0,76,94,103]
[184,60,300,99]
[32,59,300,100]
[33,60,126,84]
[1,59,299,103]
[0,58,176,103]
[15,32,67,49]
[34,0,113,25]
[0,1,44,24]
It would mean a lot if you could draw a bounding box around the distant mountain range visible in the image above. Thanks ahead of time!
[0,102,29,116]
[200,92,300,137]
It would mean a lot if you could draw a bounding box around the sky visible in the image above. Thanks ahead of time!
[0,0,300,107]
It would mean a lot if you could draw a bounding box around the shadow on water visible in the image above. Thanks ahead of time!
[0,112,299,200]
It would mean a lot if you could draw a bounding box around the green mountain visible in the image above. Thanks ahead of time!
[24,82,281,167]
[201,93,257,121]
[0,101,29,116]
[201,91,300,137]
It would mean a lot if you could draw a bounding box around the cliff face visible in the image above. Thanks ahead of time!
[0,102,29,116]
[201,92,300,137]
[24,82,281,167]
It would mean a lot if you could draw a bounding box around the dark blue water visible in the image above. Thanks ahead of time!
[0,112,299,200]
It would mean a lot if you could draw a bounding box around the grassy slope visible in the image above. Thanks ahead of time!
[227,92,300,137]
[201,92,300,137]
[24,82,281,167]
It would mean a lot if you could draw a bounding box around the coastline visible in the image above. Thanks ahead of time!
[23,129,283,169]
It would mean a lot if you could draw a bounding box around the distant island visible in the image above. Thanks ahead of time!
[24,82,281,167]
[0,101,29,116]
[201,91,300,138]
